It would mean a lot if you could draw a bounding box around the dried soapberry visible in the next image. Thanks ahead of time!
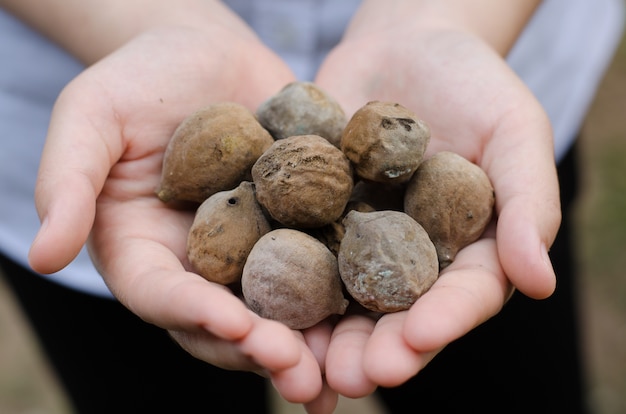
[241,228,349,329]
[404,151,495,269]
[338,210,439,313]
[256,81,347,147]
[156,102,274,204]
[187,181,271,285]
[341,101,430,184]
[251,134,354,228]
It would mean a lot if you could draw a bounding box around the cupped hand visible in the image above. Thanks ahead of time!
[315,25,561,395]
[27,24,333,405]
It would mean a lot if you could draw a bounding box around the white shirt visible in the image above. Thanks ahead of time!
[0,0,624,298]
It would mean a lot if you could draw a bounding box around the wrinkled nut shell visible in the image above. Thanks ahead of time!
[242,228,349,329]
[404,151,495,269]
[341,101,430,184]
[157,102,274,204]
[256,81,347,148]
[338,210,439,313]
[186,181,271,285]
[252,135,354,228]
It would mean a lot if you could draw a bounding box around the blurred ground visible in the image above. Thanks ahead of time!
[0,275,72,414]
[1,19,626,414]
[575,26,626,414]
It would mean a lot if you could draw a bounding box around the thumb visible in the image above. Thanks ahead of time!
[496,195,560,299]
[28,85,118,274]
[486,105,561,299]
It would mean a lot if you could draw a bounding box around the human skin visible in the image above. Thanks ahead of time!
[7,0,560,412]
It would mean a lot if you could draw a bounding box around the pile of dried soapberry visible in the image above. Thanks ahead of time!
[156,81,495,330]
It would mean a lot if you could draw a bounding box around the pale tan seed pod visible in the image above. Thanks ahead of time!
[252,134,354,228]
[157,102,274,204]
[341,101,430,184]
[256,81,347,148]
[187,181,271,285]
[404,151,495,269]
[242,228,349,329]
[338,210,439,313]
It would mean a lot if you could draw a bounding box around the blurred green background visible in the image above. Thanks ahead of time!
[573,23,626,414]
[1,21,625,414]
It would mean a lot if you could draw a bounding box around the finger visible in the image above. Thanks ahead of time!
[302,320,335,374]
[483,93,561,299]
[97,241,257,340]
[270,339,324,404]
[402,238,512,352]
[238,316,302,370]
[324,314,378,398]
[29,84,120,274]
[497,197,559,298]
[303,381,339,414]
[362,312,437,388]
[170,315,302,372]
[169,329,262,372]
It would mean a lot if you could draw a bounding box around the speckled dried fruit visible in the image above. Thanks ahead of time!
[241,228,349,329]
[252,134,354,228]
[404,151,495,269]
[341,101,430,184]
[338,210,439,313]
[156,102,274,204]
[256,81,347,147]
[187,181,271,285]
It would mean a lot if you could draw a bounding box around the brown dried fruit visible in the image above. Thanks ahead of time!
[338,210,439,313]
[256,81,347,147]
[157,102,274,204]
[251,134,354,228]
[186,181,271,285]
[241,228,349,329]
[341,101,430,184]
[404,151,495,269]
